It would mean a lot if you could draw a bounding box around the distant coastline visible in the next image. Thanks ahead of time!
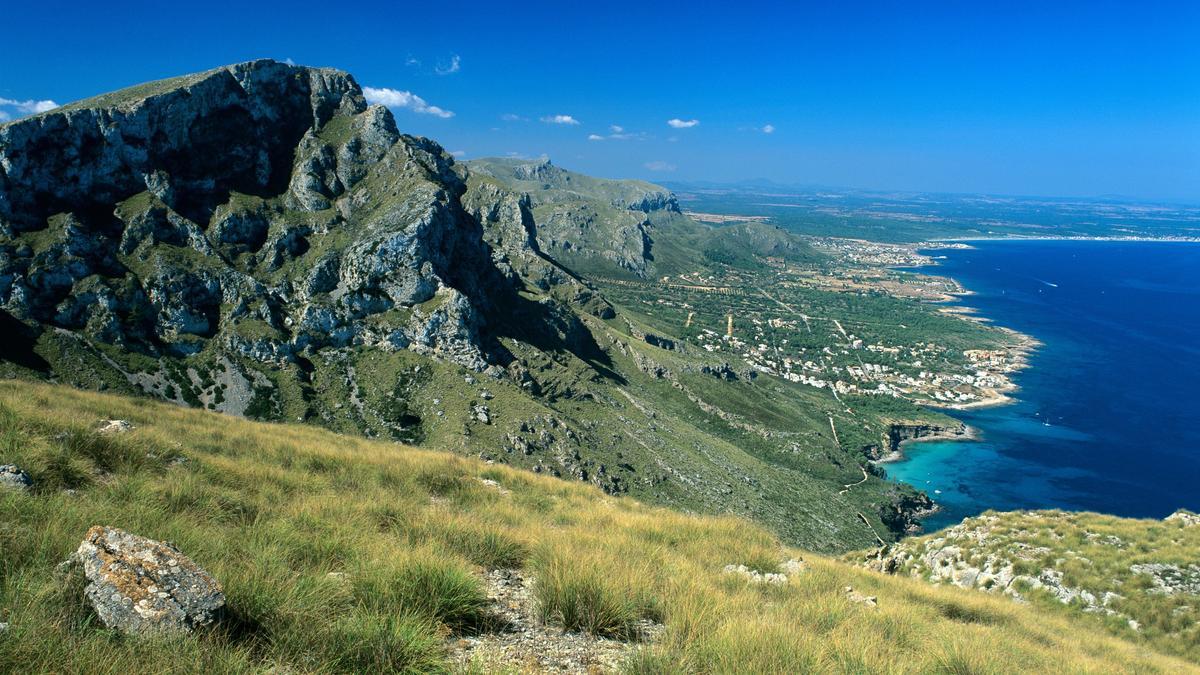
[881,239,1200,530]
[908,246,1042,413]
[872,244,1043,469]
[933,235,1200,243]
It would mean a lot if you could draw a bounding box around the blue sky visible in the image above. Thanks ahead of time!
[2,0,1198,200]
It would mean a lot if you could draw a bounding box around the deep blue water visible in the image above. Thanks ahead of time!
[887,240,1200,531]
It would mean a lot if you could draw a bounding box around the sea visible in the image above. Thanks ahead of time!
[887,240,1200,531]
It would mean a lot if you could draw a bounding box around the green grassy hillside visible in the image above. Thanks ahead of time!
[0,380,1193,673]
[854,509,1200,663]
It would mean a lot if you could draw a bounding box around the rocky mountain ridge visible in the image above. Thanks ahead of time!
[1,60,525,373]
[0,60,937,552]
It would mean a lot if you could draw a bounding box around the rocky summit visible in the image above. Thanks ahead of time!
[0,59,526,372]
[0,60,939,553]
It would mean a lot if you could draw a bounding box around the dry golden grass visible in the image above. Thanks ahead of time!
[0,380,1193,673]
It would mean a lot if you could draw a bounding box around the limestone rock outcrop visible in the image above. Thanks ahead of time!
[0,59,547,376]
[70,526,224,634]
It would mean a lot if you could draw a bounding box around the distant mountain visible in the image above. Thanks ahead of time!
[467,157,677,278]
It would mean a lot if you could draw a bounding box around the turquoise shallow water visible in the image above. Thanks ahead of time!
[886,240,1200,531]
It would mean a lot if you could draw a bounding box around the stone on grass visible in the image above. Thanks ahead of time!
[472,404,491,424]
[723,558,807,586]
[98,420,134,434]
[845,586,878,607]
[0,465,32,492]
[72,526,224,634]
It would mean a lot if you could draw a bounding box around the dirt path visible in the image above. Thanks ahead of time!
[449,569,663,673]
[857,512,887,546]
[832,318,849,339]
[838,464,869,495]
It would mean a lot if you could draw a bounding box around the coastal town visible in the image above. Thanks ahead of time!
[603,237,1035,411]
[691,316,1031,409]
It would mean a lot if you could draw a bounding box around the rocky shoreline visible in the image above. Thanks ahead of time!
[878,248,1043,531]
[871,421,976,464]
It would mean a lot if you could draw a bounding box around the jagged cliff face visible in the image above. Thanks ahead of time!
[0,60,537,373]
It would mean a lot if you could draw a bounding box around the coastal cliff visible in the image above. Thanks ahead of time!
[862,421,971,462]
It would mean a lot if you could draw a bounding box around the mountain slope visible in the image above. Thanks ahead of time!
[468,157,826,279]
[467,157,678,279]
[0,60,961,553]
[0,380,1193,673]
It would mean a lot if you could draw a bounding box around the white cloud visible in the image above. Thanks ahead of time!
[0,110,9,122]
[541,114,580,125]
[436,54,461,75]
[450,150,467,158]
[644,160,676,172]
[589,124,642,141]
[405,56,421,67]
[0,97,59,117]
[667,118,699,129]
[761,124,775,134]
[362,87,454,118]
[506,151,551,161]
[500,113,528,122]
[283,57,296,66]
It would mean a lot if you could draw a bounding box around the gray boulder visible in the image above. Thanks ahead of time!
[0,464,32,491]
[72,526,224,634]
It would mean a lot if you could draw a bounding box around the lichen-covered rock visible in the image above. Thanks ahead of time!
[0,464,32,491]
[72,526,224,634]
[1130,563,1200,596]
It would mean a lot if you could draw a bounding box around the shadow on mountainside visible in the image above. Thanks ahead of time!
[0,311,50,372]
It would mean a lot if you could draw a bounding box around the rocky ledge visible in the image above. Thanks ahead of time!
[863,421,970,463]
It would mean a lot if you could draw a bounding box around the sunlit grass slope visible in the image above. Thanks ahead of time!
[853,509,1200,664]
[0,380,1192,673]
